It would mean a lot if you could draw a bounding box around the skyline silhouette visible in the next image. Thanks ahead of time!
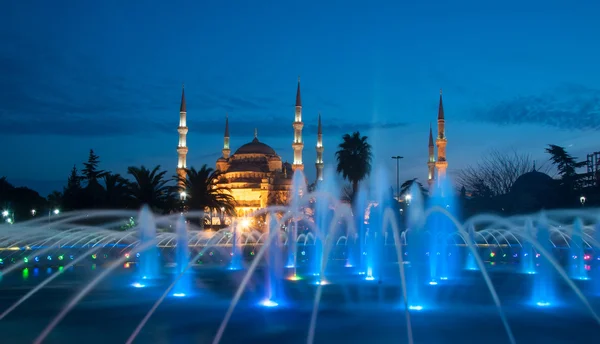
[1,1,599,195]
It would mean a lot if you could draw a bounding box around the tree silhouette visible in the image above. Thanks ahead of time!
[546,144,586,207]
[127,165,172,212]
[81,150,107,208]
[175,165,236,224]
[399,178,428,198]
[336,131,372,196]
[82,149,106,182]
[62,165,83,210]
[103,173,131,209]
[457,149,545,197]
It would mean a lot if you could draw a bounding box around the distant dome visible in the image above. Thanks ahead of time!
[511,170,553,194]
[234,138,277,156]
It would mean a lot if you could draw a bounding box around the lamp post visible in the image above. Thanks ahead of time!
[580,196,586,207]
[391,156,404,201]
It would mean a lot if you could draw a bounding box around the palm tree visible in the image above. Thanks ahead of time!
[399,178,428,199]
[127,165,172,212]
[103,173,131,209]
[336,132,373,195]
[175,165,236,225]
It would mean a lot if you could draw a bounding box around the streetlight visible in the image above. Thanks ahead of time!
[580,196,586,206]
[31,209,36,216]
[1,210,8,218]
[53,209,60,215]
[391,156,404,201]
[405,194,412,205]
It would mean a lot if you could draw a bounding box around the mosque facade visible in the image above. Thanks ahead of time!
[175,79,324,217]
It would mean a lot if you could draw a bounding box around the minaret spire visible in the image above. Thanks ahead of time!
[292,77,304,171]
[435,89,448,185]
[222,113,230,159]
[176,84,189,199]
[427,122,435,188]
[316,113,324,182]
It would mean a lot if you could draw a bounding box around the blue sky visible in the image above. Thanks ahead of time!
[1,0,599,195]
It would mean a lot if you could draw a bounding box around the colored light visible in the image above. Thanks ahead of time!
[125,253,130,259]
[131,282,145,288]
[22,268,29,279]
[46,255,52,261]
[490,252,495,258]
[124,262,130,268]
[259,299,278,307]
[173,293,186,297]
[58,255,64,261]
[287,275,302,281]
[408,305,423,311]
[23,257,28,263]
[91,254,97,259]
[34,256,39,262]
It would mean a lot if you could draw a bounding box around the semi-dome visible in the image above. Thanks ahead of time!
[234,137,277,156]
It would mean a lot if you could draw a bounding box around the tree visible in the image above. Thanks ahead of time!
[62,165,84,210]
[47,191,63,210]
[175,165,236,224]
[103,173,131,209]
[457,149,544,197]
[545,144,586,206]
[127,165,172,212]
[82,149,106,183]
[335,131,373,195]
[81,150,107,208]
[399,178,428,199]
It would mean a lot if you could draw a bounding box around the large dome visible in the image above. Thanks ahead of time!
[234,138,277,156]
[511,170,554,194]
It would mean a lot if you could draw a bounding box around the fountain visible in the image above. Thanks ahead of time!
[0,170,598,344]
[136,205,160,282]
[229,220,243,271]
[570,218,587,280]
[532,215,556,306]
[521,219,536,274]
[172,216,191,296]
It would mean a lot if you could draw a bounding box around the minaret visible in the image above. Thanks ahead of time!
[292,77,304,171]
[222,114,230,158]
[435,89,448,184]
[176,84,188,195]
[315,113,324,182]
[427,122,435,188]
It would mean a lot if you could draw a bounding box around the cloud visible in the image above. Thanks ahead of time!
[186,117,408,138]
[0,28,407,138]
[474,84,600,130]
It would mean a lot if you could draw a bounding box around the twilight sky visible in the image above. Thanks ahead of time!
[1,0,600,196]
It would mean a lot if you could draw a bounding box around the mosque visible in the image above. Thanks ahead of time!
[175,79,448,218]
[175,79,324,218]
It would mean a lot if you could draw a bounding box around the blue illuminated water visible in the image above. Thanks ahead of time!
[1,169,600,344]
[532,215,556,307]
[521,220,536,274]
[172,216,191,296]
[137,205,160,281]
[569,218,587,280]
